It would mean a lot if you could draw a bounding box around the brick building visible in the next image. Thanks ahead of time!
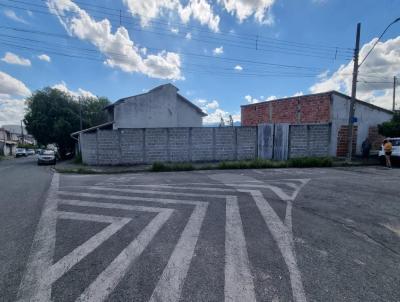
[241,91,393,157]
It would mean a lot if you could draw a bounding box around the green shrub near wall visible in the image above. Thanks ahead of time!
[151,157,333,172]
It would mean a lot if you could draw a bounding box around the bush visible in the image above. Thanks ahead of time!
[151,162,195,172]
[288,157,333,168]
[73,153,83,164]
[218,159,288,170]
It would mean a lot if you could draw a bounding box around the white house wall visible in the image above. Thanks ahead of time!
[113,85,178,129]
[176,98,203,127]
[330,94,392,156]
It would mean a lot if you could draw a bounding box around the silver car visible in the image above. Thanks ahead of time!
[37,150,56,165]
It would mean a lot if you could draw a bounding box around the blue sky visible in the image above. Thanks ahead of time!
[0,0,399,125]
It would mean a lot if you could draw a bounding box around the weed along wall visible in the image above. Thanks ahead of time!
[80,127,258,165]
[80,124,332,165]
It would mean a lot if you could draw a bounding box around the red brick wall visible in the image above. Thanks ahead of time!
[241,94,331,126]
[368,126,385,151]
[336,125,357,157]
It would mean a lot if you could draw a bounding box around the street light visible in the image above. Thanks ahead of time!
[346,17,400,162]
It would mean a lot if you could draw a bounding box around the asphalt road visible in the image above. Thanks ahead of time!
[0,156,53,301]
[1,161,400,302]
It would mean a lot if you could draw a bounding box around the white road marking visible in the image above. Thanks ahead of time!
[59,199,164,213]
[16,173,60,302]
[58,191,204,206]
[64,185,228,198]
[149,204,208,302]
[76,209,174,302]
[47,213,131,284]
[242,190,307,302]
[94,183,236,193]
[57,211,129,224]
[225,196,256,302]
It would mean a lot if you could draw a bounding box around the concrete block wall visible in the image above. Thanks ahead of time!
[289,124,331,158]
[80,126,258,165]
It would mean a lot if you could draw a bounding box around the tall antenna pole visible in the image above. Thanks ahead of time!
[393,76,397,112]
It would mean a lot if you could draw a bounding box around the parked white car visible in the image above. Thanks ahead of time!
[15,148,27,157]
[37,150,56,165]
[378,137,400,164]
[26,149,35,156]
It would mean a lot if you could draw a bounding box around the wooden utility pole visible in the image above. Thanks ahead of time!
[346,23,361,162]
[393,76,397,111]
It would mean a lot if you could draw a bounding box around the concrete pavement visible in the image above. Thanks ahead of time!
[1,161,400,301]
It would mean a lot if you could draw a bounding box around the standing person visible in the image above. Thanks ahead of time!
[361,138,372,162]
[383,139,393,169]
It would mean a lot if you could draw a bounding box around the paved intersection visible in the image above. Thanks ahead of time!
[13,167,400,301]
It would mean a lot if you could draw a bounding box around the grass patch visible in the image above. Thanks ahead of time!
[151,162,195,172]
[288,157,333,168]
[218,159,288,170]
[73,153,83,164]
[152,157,333,172]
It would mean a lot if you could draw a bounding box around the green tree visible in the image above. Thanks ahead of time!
[378,113,400,137]
[24,88,110,158]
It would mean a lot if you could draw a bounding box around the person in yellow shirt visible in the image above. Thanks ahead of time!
[383,139,393,169]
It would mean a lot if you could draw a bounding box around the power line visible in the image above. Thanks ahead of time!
[34,0,354,52]
[0,26,329,71]
[3,0,353,57]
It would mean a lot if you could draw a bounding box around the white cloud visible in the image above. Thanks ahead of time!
[234,65,243,71]
[213,46,224,55]
[1,52,31,66]
[3,9,28,24]
[218,0,275,24]
[0,71,31,97]
[0,98,26,125]
[52,81,97,99]
[170,27,179,34]
[245,95,277,104]
[47,0,183,80]
[195,98,240,124]
[37,54,51,62]
[185,32,192,40]
[310,36,400,109]
[123,0,220,32]
[0,71,30,125]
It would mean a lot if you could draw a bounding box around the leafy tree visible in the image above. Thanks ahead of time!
[378,113,400,137]
[24,88,110,158]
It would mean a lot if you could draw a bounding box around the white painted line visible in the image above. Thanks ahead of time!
[16,173,60,302]
[76,209,173,302]
[47,215,131,284]
[226,179,310,201]
[59,199,164,213]
[58,191,204,206]
[96,184,236,193]
[65,185,228,198]
[225,196,256,302]
[242,190,307,302]
[149,204,208,302]
[58,211,129,224]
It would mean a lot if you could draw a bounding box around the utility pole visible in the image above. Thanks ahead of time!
[346,23,361,162]
[20,120,24,145]
[393,76,397,111]
[79,97,83,131]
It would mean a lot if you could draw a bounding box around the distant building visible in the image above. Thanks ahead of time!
[1,124,36,146]
[104,84,207,129]
[0,128,18,156]
[241,91,393,156]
